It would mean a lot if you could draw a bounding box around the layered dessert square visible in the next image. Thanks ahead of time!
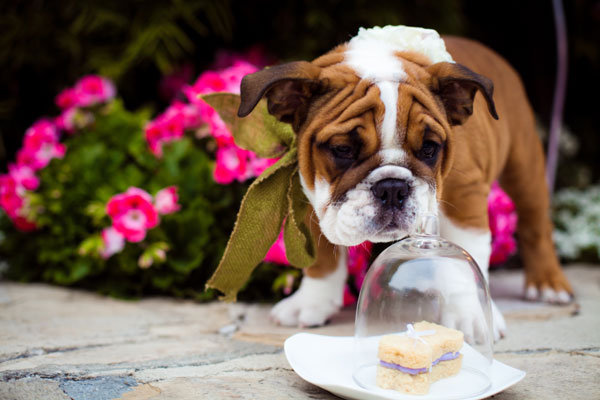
[376,321,464,394]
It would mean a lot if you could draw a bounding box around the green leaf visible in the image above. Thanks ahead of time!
[78,234,103,257]
[201,92,294,158]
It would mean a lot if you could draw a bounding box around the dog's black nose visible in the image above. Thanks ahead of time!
[371,179,410,209]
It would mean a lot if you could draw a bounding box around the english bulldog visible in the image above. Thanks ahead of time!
[237,26,573,340]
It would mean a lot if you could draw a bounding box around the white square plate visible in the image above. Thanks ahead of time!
[284,333,525,400]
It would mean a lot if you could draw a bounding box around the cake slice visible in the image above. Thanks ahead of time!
[376,321,464,395]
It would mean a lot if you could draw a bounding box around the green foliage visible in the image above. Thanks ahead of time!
[0,0,232,80]
[0,99,272,299]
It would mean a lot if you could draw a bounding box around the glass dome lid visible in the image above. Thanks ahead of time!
[353,213,494,398]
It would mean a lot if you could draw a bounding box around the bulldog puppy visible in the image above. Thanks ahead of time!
[237,26,573,339]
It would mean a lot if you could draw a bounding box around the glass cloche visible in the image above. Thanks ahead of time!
[353,213,493,398]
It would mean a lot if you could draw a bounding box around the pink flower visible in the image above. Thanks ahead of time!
[144,102,200,157]
[247,153,278,178]
[343,286,357,307]
[55,88,79,110]
[55,107,77,132]
[100,226,125,259]
[18,120,65,171]
[73,75,116,107]
[0,175,24,219]
[154,186,181,215]
[185,71,228,98]
[0,174,36,231]
[348,241,373,290]
[220,61,260,93]
[144,121,168,157]
[184,61,258,102]
[196,103,233,146]
[23,120,59,145]
[488,182,518,265]
[106,187,159,242]
[213,146,250,184]
[264,230,289,265]
[8,163,39,191]
[490,235,517,265]
[55,108,94,134]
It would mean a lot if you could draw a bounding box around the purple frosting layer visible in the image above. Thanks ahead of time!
[380,352,460,375]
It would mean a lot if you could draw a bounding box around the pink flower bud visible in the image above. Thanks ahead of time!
[154,186,180,215]
[100,226,125,259]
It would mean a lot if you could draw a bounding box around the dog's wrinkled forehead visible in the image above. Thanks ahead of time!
[342,25,454,156]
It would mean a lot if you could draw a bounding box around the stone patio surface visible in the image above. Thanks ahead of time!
[0,264,599,400]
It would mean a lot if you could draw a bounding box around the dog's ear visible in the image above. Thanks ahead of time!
[427,62,498,126]
[238,61,322,130]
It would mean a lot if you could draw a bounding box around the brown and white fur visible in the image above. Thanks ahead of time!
[238,26,573,340]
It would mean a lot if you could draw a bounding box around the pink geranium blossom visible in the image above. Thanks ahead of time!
[106,187,159,242]
[343,286,357,307]
[196,104,233,146]
[55,107,77,132]
[56,75,116,110]
[8,163,39,191]
[144,102,200,157]
[0,174,37,231]
[348,241,373,291]
[55,88,79,110]
[213,146,250,184]
[247,153,278,178]
[0,175,24,219]
[17,120,65,171]
[55,107,95,134]
[264,230,289,265]
[488,182,518,265]
[154,186,181,215]
[73,75,116,107]
[100,226,125,259]
[219,61,261,93]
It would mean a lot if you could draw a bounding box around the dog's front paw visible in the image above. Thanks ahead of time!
[441,297,506,343]
[270,275,344,327]
[491,300,507,341]
[524,269,573,304]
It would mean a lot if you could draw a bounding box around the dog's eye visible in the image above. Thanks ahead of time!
[331,145,354,159]
[418,140,441,165]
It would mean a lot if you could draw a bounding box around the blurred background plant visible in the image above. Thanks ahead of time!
[0,0,598,299]
[553,185,600,263]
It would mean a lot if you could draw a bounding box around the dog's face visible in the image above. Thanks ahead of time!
[239,28,497,246]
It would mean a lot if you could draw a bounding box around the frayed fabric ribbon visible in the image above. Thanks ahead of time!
[201,93,316,301]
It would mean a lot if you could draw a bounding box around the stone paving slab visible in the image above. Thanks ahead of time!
[0,264,599,400]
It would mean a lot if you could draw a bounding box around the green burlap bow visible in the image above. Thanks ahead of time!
[202,93,316,301]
